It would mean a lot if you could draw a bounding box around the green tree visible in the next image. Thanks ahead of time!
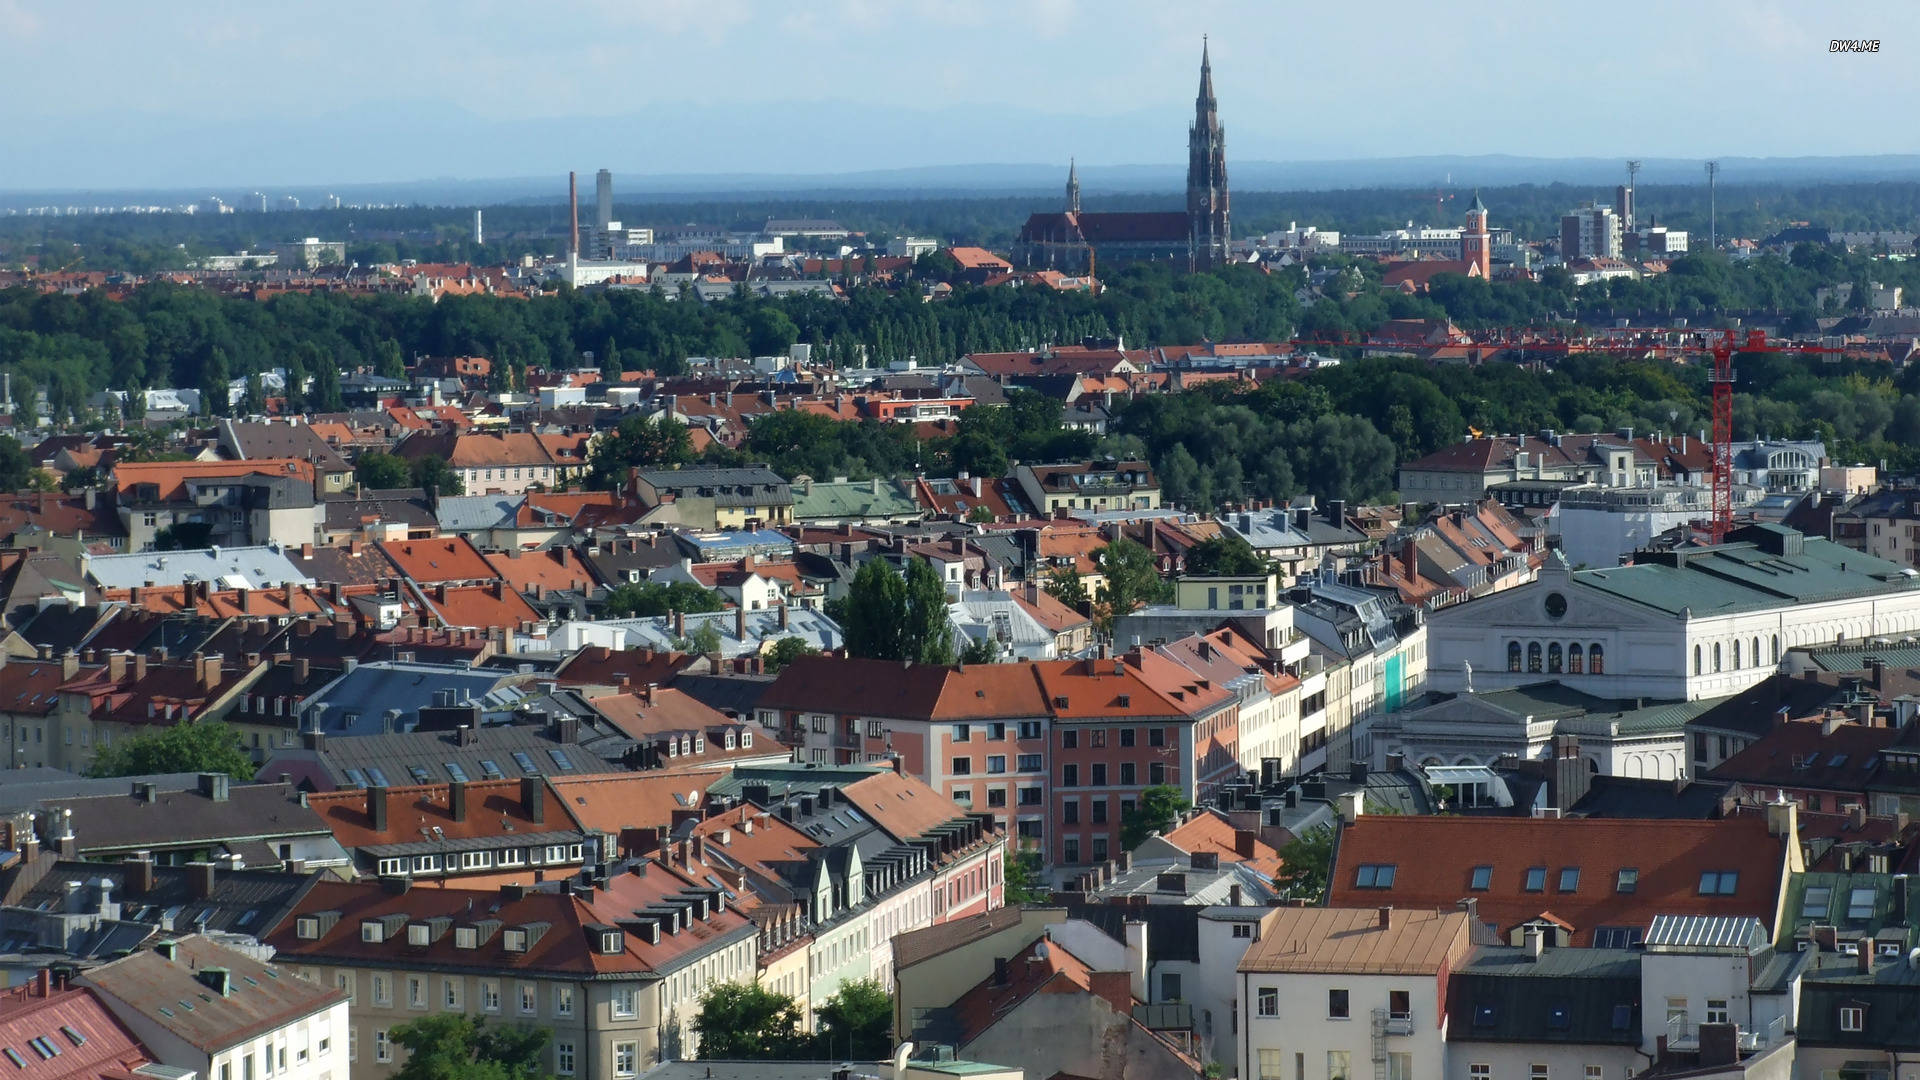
[1004,847,1046,903]
[1120,784,1191,849]
[1093,536,1169,633]
[747,308,800,357]
[690,622,724,657]
[903,557,955,665]
[812,978,893,1061]
[601,581,724,618]
[389,1014,554,1080]
[410,454,465,496]
[0,435,35,492]
[1184,534,1271,577]
[354,450,413,490]
[153,521,215,550]
[959,635,1000,664]
[692,982,804,1060]
[85,720,256,780]
[763,636,820,674]
[198,347,230,417]
[1274,825,1335,901]
[308,354,343,411]
[588,415,692,489]
[10,378,34,431]
[1043,567,1089,609]
[241,372,265,417]
[843,558,908,661]
[376,339,407,379]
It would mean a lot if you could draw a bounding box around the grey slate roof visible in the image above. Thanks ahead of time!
[1447,945,1641,1045]
[51,782,334,858]
[84,546,315,591]
[300,661,525,735]
[260,723,623,791]
[434,494,522,532]
[12,860,321,938]
[0,770,205,816]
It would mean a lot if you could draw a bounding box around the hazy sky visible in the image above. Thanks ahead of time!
[3,0,1914,190]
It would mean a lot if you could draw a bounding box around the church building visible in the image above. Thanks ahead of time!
[1014,43,1230,273]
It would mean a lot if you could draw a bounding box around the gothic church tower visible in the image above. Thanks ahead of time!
[1187,39,1230,270]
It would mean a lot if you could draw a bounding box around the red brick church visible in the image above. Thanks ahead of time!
[1013,43,1231,273]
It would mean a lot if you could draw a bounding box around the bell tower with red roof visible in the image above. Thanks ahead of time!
[1462,191,1491,279]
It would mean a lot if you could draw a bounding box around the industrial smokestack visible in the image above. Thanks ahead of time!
[596,168,613,230]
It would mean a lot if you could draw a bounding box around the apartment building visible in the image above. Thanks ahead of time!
[79,935,349,1080]
[266,864,757,1076]
[1237,907,1472,1080]
[302,776,592,886]
[758,650,1241,868]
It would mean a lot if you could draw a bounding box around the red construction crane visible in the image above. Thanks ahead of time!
[1273,327,1854,542]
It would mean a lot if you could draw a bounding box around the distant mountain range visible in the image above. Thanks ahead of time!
[8,97,1920,204]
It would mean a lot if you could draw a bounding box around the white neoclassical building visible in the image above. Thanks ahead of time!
[1427,525,1920,703]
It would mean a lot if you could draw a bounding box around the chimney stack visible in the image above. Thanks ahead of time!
[449,780,468,823]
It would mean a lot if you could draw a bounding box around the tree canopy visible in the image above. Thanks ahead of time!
[692,982,805,1060]
[1120,785,1192,850]
[85,720,256,780]
[388,1014,553,1080]
[601,580,723,618]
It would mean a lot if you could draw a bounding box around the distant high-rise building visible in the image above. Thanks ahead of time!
[1560,203,1623,260]
[1615,184,1635,233]
[595,169,613,230]
[248,192,267,213]
[473,209,484,246]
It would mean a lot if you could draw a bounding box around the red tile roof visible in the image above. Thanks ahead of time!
[419,582,542,630]
[306,778,575,850]
[380,537,499,584]
[1328,814,1791,944]
[111,459,315,502]
[0,979,153,1080]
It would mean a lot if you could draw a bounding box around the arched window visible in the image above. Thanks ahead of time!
[1569,644,1584,674]
[1713,642,1722,672]
[1527,642,1543,673]
[1508,641,1522,672]
[1733,640,1742,668]
[1589,643,1604,674]
[1694,644,1703,676]
[1753,637,1762,668]
[1772,635,1781,663]
[1548,643,1564,673]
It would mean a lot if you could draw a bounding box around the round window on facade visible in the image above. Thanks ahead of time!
[1544,592,1568,618]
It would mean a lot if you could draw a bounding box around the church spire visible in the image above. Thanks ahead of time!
[1066,158,1080,215]
[1187,38,1229,270]
[1198,35,1214,109]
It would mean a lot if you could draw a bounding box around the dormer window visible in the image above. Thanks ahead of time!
[296,917,319,940]
[406,924,430,946]
[741,731,753,748]
[503,929,528,953]
[1841,1005,1866,1032]
[600,931,622,955]
[361,921,385,943]
[455,927,478,949]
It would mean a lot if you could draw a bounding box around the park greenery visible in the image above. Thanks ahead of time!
[5,235,1920,507]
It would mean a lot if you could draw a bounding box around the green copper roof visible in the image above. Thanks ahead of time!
[791,478,921,521]
[1574,528,1920,618]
